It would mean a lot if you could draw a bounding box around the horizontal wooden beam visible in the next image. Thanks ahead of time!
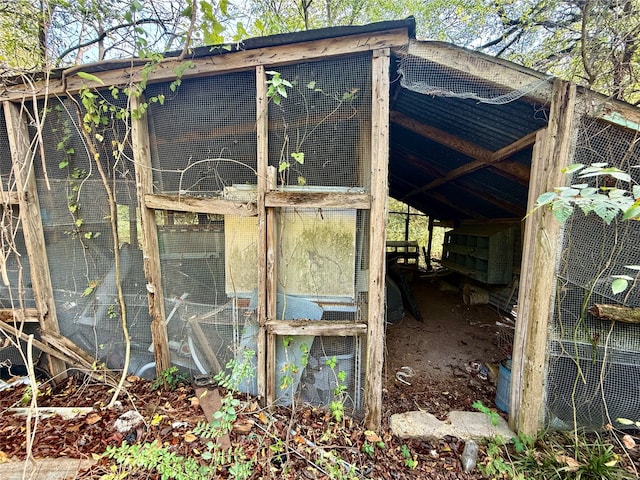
[0,308,40,322]
[266,320,367,336]
[144,193,257,216]
[493,160,530,184]
[1,28,410,102]
[265,191,370,209]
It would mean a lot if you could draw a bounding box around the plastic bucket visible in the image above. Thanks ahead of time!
[495,359,512,413]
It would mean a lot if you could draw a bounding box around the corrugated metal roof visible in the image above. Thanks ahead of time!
[389,44,550,222]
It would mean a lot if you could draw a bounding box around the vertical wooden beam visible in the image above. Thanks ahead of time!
[256,65,270,403]
[3,101,67,379]
[365,49,390,430]
[130,96,171,375]
[509,129,545,430]
[510,80,577,436]
[265,167,278,404]
[426,216,434,270]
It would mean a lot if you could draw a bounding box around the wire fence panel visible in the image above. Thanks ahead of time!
[546,113,640,429]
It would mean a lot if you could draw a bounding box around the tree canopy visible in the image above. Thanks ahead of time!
[1,0,638,104]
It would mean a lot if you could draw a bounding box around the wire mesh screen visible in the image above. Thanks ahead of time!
[398,41,550,104]
[546,115,640,429]
[0,207,35,310]
[28,94,151,374]
[155,207,258,380]
[0,108,12,192]
[146,72,257,195]
[278,334,364,412]
[268,55,372,189]
[273,207,370,321]
[276,208,355,298]
[269,206,369,413]
[139,296,258,390]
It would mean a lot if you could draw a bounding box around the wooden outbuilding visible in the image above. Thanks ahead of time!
[1,17,639,433]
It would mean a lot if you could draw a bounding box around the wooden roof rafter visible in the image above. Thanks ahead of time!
[390,110,542,199]
[394,151,526,217]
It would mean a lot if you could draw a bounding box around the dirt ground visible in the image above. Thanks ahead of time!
[382,275,512,420]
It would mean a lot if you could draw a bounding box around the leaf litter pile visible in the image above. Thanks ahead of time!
[0,373,487,479]
[0,374,639,479]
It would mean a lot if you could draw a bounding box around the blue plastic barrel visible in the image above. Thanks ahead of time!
[495,359,512,413]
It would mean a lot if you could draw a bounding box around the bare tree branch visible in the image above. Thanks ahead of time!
[57,18,168,61]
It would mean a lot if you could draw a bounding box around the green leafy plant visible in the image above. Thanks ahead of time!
[400,443,418,469]
[361,438,385,457]
[534,163,639,224]
[361,441,375,456]
[196,351,256,439]
[471,400,525,478]
[279,338,309,398]
[19,384,39,406]
[106,353,257,480]
[221,348,256,391]
[104,441,209,480]
[324,355,348,423]
[151,366,187,391]
[82,280,99,297]
[107,304,119,319]
[533,162,640,296]
[472,399,500,426]
[266,70,292,106]
[479,435,518,479]
[615,417,640,428]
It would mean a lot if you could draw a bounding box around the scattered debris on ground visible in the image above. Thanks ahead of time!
[0,375,490,479]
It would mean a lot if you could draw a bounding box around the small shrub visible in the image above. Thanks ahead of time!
[151,366,187,391]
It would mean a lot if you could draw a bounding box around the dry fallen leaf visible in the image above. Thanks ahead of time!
[66,424,81,432]
[556,454,580,471]
[189,397,200,407]
[258,411,268,425]
[232,419,254,435]
[622,434,636,449]
[126,375,140,383]
[85,412,102,425]
[0,451,9,464]
[364,430,382,443]
[184,432,197,443]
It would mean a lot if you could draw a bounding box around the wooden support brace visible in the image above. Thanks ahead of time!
[589,304,640,324]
